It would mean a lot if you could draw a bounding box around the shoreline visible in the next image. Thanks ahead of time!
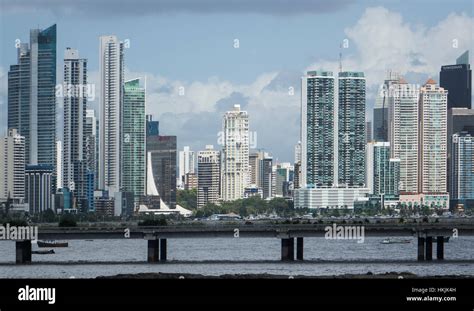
[97,272,474,279]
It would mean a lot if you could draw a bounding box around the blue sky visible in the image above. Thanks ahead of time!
[0,0,473,162]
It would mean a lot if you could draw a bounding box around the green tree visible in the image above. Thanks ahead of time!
[177,189,197,210]
[41,209,57,223]
[59,214,77,227]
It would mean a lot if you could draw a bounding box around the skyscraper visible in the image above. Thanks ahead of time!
[121,78,146,198]
[301,71,335,187]
[25,164,53,213]
[388,79,419,193]
[274,163,292,197]
[197,145,221,208]
[366,121,372,143]
[447,108,474,197]
[56,140,62,191]
[146,116,177,208]
[440,50,471,109]
[98,35,124,195]
[178,146,195,188]
[294,141,302,164]
[249,152,259,186]
[259,155,273,199]
[85,109,97,185]
[450,132,474,204]
[62,48,88,208]
[418,79,448,194]
[338,71,366,187]
[221,105,249,201]
[0,129,25,200]
[373,72,399,142]
[8,24,57,167]
[365,142,399,197]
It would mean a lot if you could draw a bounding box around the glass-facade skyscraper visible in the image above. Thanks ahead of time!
[440,50,471,109]
[197,145,221,208]
[301,71,335,187]
[338,71,366,187]
[122,78,146,198]
[366,142,399,198]
[8,24,57,167]
[450,132,474,202]
[373,71,399,142]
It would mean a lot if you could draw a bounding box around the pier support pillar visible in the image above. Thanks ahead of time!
[281,238,294,261]
[296,237,304,260]
[147,239,159,263]
[16,240,32,264]
[425,237,433,261]
[417,237,425,261]
[160,239,167,262]
[436,236,444,260]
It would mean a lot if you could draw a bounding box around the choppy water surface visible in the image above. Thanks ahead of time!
[0,237,473,278]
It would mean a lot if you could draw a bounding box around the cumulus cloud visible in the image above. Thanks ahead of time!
[2,0,354,16]
[124,69,299,160]
[306,7,474,90]
[1,6,472,162]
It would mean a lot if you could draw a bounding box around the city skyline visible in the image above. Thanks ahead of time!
[1,1,473,163]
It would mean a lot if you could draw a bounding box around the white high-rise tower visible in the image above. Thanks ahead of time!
[388,78,419,193]
[419,79,448,193]
[221,105,249,201]
[178,146,195,188]
[98,35,124,195]
[0,129,25,200]
[63,48,87,202]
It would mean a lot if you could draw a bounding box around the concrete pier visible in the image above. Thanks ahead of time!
[281,238,294,261]
[296,237,304,260]
[16,240,32,264]
[160,239,167,261]
[425,236,433,261]
[147,239,160,263]
[436,236,444,260]
[417,237,425,261]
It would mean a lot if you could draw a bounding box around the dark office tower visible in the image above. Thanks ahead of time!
[25,164,54,214]
[440,50,471,109]
[373,71,399,142]
[8,24,57,167]
[146,116,177,208]
[338,71,366,187]
[197,145,221,208]
[259,156,273,199]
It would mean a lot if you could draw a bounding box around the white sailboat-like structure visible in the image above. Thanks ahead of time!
[136,152,192,217]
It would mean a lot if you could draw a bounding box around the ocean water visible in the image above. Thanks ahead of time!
[0,237,473,278]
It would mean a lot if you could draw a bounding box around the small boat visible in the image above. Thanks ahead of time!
[32,249,55,255]
[37,240,69,248]
[381,238,411,244]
